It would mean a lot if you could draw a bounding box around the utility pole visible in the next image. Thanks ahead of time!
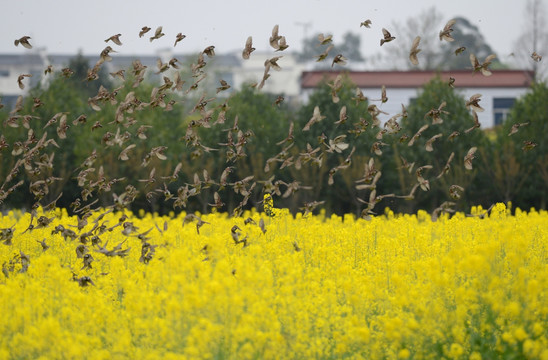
[295,21,312,45]
[532,0,539,81]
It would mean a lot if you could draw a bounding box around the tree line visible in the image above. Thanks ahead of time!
[0,55,546,217]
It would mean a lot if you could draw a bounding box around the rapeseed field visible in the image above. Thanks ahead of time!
[1,202,546,359]
[3,9,548,360]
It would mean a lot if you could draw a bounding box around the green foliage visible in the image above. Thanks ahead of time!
[292,75,373,214]
[497,82,548,209]
[223,86,290,159]
[337,33,365,62]
[438,17,501,70]
[1,67,94,210]
[0,55,189,213]
[198,86,292,212]
[1,54,546,215]
[78,76,188,214]
[295,76,372,147]
[297,32,364,64]
[399,76,489,211]
[381,13,504,71]
[64,52,112,97]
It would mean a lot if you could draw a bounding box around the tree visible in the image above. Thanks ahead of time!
[79,74,188,214]
[379,7,445,70]
[397,76,490,212]
[1,60,93,211]
[496,82,548,209]
[297,31,364,65]
[64,52,112,97]
[336,32,365,63]
[480,139,530,206]
[437,17,501,70]
[291,75,374,215]
[0,55,188,213]
[375,11,502,71]
[512,0,548,81]
[197,86,292,214]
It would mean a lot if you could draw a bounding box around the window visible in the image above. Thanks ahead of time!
[0,70,9,77]
[493,98,515,126]
[1,95,19,110]
[214,72,234,96]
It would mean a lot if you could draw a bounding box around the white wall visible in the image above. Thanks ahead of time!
[301,86,531,129]
[233,52,305,96]
[0,64,32,96]
[457,87,530,128]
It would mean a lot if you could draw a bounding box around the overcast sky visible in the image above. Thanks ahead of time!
[1,0,540,64]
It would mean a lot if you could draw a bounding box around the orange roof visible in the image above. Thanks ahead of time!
[301,70,535,89]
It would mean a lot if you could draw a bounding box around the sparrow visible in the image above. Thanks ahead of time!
[470,53,497,76]
[439,19,456,41]
[380,28,395,46]
[508,122,530,136]
[276,36,289,51]
[203,46,215,58]
[105,34,122,45]
[303,106,326,131]
[465,111,481,134]
[522,141,537,151]
[449,185,464,200]
[300,200,325,217]
[174,33,186,47]
[316,45,333,62]
[425,133,443,152]
[149,26,165,42]
[455,46,466,55]
[109,69,125,80]
[409,36,421,65]
[360,19,372,28]
[270,24,282,50]
[464,147,477,170]
[216,79,231,93]
[436,152,455,179]
[17,74,32,90]
[273,95,285,107]
[14,36,32,49]
[425,101,448,124]
[139,26,151,38]
[332,54,348,67]
[465,94,484,112]
[408,124,429,147]
[318,33,333,45]
[242,36,255,59]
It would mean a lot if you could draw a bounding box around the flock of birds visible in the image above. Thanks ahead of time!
[1,20,541,280]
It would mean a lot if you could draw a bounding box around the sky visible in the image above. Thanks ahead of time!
[1,0,540,64]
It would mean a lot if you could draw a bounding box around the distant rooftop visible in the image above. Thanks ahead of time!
[45,54,238,69]
[301,70,536,89]
[0,53,44,66]
[0,51,241,69]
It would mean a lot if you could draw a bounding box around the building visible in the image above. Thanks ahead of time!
[0,49,307,108]
[0,52,48,108]
[231,51,305,100]
[300,70,535,128]
[0,49,241,108]
[0,50,535,129]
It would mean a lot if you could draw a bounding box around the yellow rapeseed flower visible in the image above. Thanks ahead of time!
[0,203,545,359]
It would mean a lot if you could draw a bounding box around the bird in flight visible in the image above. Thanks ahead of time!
[380,28,395,46]
[409,36,421,65]
[14,36,32,49]
[439,19,456,42]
